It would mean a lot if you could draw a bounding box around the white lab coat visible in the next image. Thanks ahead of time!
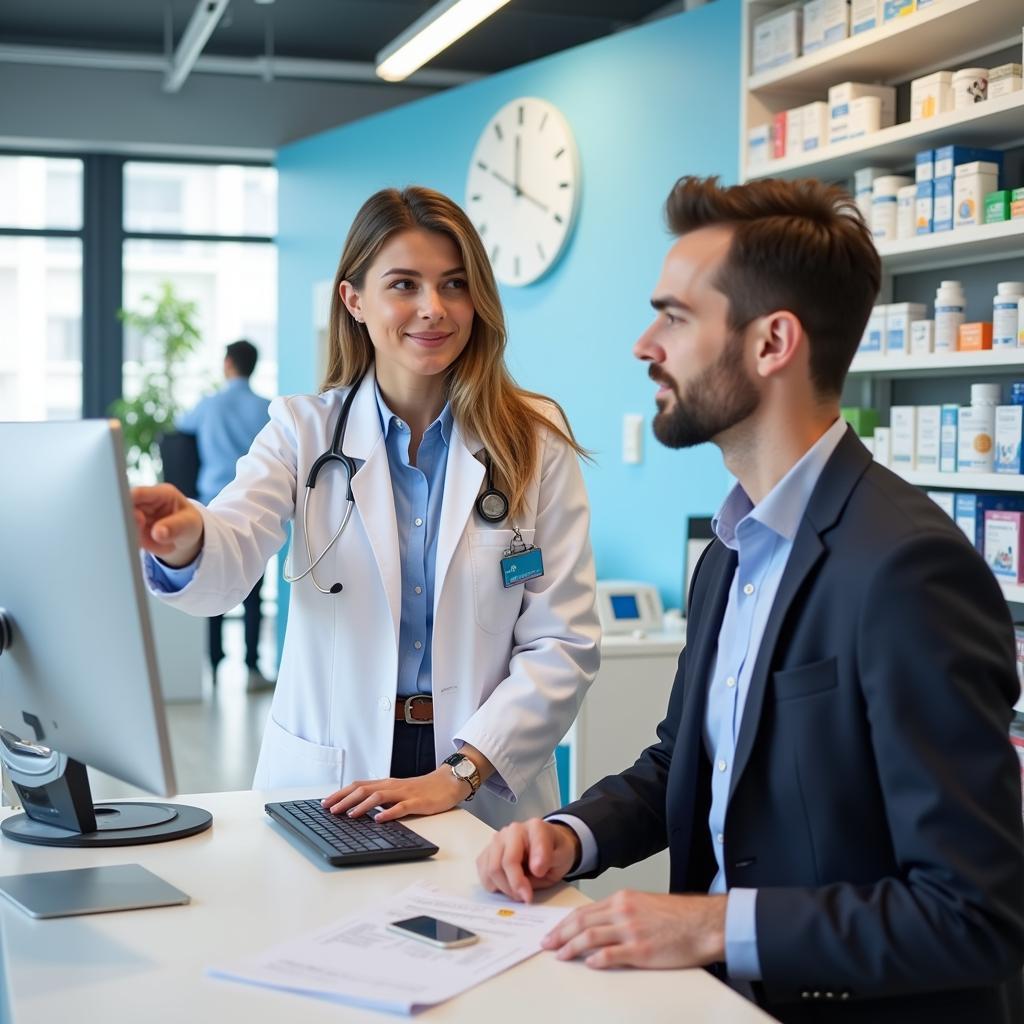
[152,367,600,829]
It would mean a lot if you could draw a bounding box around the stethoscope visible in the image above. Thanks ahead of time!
[284,370,510,595]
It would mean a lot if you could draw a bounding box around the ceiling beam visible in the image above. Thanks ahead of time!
[164,0,232,93]
[0,44,479,89]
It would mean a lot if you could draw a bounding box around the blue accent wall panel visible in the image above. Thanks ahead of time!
[277,1,740,640]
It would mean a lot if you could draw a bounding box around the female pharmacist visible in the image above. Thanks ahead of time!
[132,186,600,829]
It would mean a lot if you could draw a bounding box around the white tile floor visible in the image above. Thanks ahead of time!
[87,615,277,801]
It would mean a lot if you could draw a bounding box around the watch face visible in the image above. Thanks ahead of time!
[453,759,476,779]
[465,96,580,287]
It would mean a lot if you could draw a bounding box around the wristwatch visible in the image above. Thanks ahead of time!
[444,752,481,801]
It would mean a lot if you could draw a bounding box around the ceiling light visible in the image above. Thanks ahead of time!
[375,0,510,83]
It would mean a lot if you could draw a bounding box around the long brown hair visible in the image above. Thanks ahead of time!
[323,186,587,517]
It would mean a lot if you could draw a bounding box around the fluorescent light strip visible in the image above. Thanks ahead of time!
[375,0,511,83]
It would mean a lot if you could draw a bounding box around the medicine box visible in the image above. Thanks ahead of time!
[911,72,954,120]
[890,406,916,468]
[883,0,915,20]
[861,305,887,352]
[828,82,895,144]
[772,112,787,160]
[985,191,1012,224]
[958,406,996,472]
[873,426,891,466]
[850,0,879,33]
[915,149,934,182]
[802,0,826,52]
[747,124,772,169]
[916,406,942,471]
[915,180,933,234]
[887,303,927,353]
[996,405,1024,474]
[954,494,1024,550]
[933,176,954,233]
[955,161,1000,228]
[801,102,829,151]
[785,107,804,159]
[958,322,994,351]
[752,3,802,73]
[927,490,956,520]
[934,146,1003,181]
[910,319,935,353]
[840,406,879,437]
[939,404,958,473]
[984,511,1024,582]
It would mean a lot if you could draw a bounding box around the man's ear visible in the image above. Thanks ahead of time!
[752,311,803,381]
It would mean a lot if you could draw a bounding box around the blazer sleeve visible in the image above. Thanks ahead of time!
[146,395,299,617]
[756,530,1024,1003]
[453,420,600,802]
[552,643,687,876]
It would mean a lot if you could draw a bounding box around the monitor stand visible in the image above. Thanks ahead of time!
[0,732,212,848]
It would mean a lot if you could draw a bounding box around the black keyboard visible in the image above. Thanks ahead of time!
[265,799,439,867]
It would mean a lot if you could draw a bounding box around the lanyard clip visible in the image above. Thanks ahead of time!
[504,526,528,557]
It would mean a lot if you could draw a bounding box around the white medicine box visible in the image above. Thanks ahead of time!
[915,406,942,471]
[995,405,1024,474]
[828,82,896,144]
[890,406,917,468]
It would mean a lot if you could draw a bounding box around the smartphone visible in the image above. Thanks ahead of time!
[386,915,479,949]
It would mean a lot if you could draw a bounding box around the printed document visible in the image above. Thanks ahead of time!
[209,881,573,1014]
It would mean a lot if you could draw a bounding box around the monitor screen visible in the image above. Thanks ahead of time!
[610,594,640,620]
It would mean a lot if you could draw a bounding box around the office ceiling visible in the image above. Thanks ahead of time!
[0,1,684,78]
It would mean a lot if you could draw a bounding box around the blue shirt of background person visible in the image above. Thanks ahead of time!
[176,339,271,506]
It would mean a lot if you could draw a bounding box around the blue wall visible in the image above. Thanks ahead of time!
[277,1,741,622]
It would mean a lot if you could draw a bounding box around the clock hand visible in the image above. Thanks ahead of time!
[515,135,521,193]
[489,169,550,213]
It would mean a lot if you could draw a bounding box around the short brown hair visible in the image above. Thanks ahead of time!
[665,176,880,397]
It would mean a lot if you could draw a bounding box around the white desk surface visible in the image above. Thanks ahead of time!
[0,789,772,1023]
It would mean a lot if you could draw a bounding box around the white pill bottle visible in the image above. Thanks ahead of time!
[935,279,966,352]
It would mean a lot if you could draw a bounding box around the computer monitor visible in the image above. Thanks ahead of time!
[0,420,212,848]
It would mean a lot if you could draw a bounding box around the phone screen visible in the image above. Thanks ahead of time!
[390,915,476,944]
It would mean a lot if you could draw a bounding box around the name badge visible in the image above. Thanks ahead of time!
[500,546,544,588]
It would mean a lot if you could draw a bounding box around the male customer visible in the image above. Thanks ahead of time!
[477,177,1024,1022]
[177,340,272,690]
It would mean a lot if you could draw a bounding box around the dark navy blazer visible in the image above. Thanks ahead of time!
[564,426,1024,1023]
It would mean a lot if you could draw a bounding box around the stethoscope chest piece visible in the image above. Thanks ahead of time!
[476,488,509,524]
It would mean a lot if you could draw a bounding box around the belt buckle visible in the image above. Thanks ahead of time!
[403,694,432,725]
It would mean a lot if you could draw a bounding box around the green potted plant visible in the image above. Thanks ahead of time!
[109,281,201,479]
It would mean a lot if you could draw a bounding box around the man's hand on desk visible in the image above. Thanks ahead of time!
[541,891,727,970]
[477,819,581,903]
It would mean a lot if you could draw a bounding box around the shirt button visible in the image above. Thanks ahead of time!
[725,676,736,688]
[379,696,392,712]
[414,586,423,595]
[414,517,423,527]
[716,833,724,845]
[743,582,754,596]
[717,760,727,772]
[414,641,422,650]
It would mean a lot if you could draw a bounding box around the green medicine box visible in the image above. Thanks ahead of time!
[841,406,879,438]
[1013,187,1024,201]
[984,190,1011,224]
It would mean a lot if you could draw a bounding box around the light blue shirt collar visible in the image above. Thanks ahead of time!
[712,417,847,549]
[374,383,454,448]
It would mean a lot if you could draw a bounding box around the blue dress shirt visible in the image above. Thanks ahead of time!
[150,384,453,702]
[175,378,271,506]
[551,417,847,984]
[374,387,453,697]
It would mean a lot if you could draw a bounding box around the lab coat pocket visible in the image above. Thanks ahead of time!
[467,529,535,635]
[253,715,346,789]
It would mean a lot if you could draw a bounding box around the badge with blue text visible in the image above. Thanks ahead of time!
[500,527,544,589]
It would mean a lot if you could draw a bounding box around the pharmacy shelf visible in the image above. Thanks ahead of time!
[745,91,1024,184]
[876,218,1024,274]
[849,349,1024,378]
[999,581,1024,603]
[894,469,1024,493]
[748,0,1022,95]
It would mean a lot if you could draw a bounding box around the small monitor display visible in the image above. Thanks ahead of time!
[610,594,640,620]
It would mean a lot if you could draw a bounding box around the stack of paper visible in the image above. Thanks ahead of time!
[209,881,573,1014]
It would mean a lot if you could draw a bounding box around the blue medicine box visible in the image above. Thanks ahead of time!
[915,149,934,182]
[933,145,1004,186]
[933,176,954,233]
[915,180,934,235]
[955,493,1024,551]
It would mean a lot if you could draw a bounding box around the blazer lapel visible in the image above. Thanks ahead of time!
[344,368,402,651]
[433,422,485,619]
[727,426,872,802]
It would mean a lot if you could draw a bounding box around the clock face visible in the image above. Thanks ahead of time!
[465,97,580,287]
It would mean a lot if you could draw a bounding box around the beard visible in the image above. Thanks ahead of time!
[651,331,759,449]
